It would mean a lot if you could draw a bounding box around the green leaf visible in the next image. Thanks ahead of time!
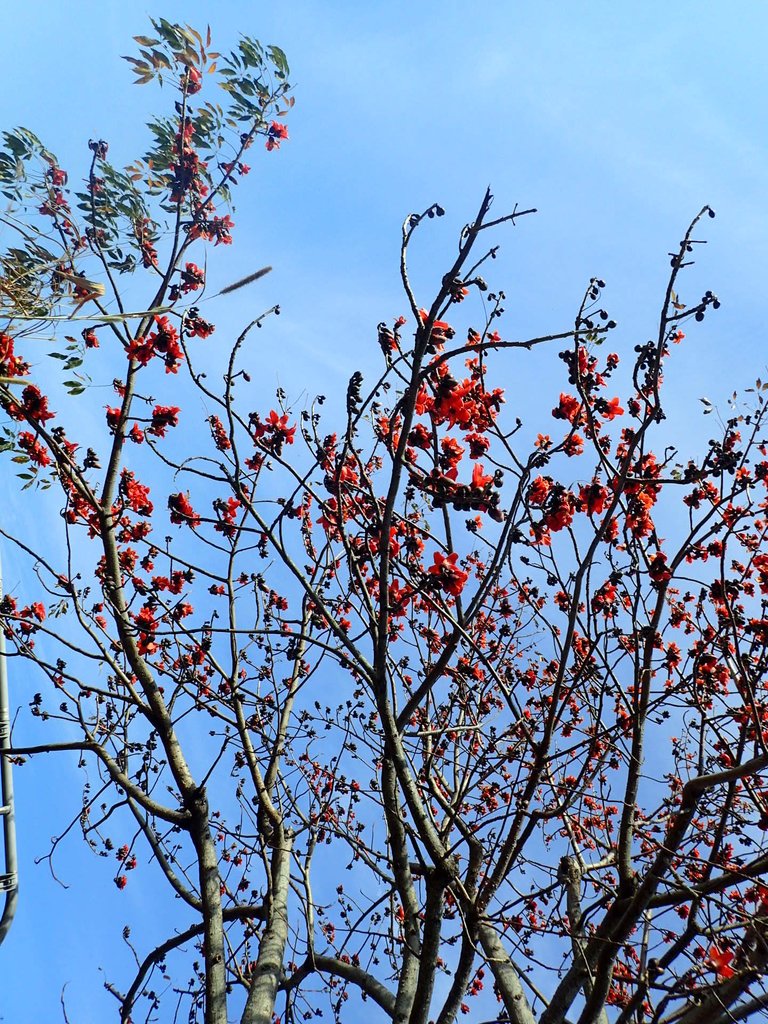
[268,45,290,76]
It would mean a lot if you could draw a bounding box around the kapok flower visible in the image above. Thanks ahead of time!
[18,432,51,467]
[168,492,201,528]
[708,945,735,980]
[528,476,551,506]
[147,406,180,438]
[601,396,624,421]
[649,551,672,585]
[470,463,494,490]
[428,551,469,597]
[266,121,289,151]
[553,393,582,424]
[179,262,205,293]
[7,385,55,424]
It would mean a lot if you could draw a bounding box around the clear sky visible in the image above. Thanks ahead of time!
[1,2,767,1020]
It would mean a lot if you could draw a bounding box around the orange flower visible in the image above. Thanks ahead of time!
[602,396,624,421]
[528,476,551,506]
[429,551,469,597]
[708,945,735,980]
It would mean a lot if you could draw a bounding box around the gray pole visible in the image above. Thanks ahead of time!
[0,550,18,944]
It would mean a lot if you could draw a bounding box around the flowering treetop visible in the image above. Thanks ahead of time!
[0,19,767,1024]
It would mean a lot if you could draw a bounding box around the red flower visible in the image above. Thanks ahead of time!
[417,308,455,344]
[134,605,158,656]
[150,316,183,373]
[184,311,215,338]
[48,166,68,187]
[169,492,201,528]
[213,215,234,245]
[127,335,154,367]
[18,432,51,467]
[553,393,582,424]
[253,410,296,454]
[428,551,469,597]
[0,334,29,379]
[266,121,289,151]
[179,262,205,293]
[528,476,550,506]
[579,482,609,516]
[407,423,431,450]
[563,433,584,457]
[464,431,490,458]
[708,945,735,980]
[208,415,231,451]
[470,463,494,490]
[592,581,618,617]
[120,470,153,515]
[602,396,624,421]
[7,385,54,424]
[649,552,671,585]
[147,405,180,438]
[127,317,184,372]
[185,67,202,94]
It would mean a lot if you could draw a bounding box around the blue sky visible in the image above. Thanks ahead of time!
[1,1,767,1020]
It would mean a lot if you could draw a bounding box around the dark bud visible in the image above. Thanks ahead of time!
[435,204,445,217]
[707,207,716,218]
[83,448,101,470]
[695,311,704,322]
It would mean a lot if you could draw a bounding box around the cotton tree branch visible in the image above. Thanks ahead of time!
[126,797,200,908]
[476,920,537,1024]
[7,741,190,825]
[280,954,397,1017]
[242,839,293,1024]
[114,904,266,1024]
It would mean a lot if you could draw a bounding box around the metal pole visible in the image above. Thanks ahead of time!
[0,550,18,944]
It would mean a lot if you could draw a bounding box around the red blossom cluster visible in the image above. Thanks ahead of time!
[0,334,30,379]
[127,316,183,373]
[168,491,201,528]
[251,409,296,455]
[147,405,180,438]
[265,120,289,151]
